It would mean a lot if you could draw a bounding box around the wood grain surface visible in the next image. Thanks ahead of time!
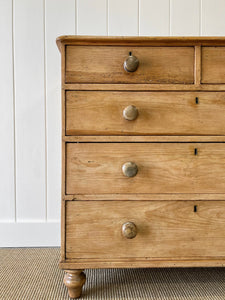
[63,83,225,91]
[66,91,225,136]
[66,143,225,194]
[65,46,194,84]
[59,258,225,269]
[202,47,225,83]
[66,200,225,259]
[64,136,225,142]
[57,36,225,49]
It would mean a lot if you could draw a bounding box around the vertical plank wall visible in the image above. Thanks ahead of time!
[0,0,15,223]
[1,0,225,246]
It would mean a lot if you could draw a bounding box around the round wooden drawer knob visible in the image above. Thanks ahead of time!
[123,105,138,121]
[122,162,138,177]
[122,222,137,239]
[124,53,139,72]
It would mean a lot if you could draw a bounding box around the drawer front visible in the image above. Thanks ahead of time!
[66,91,225,136]
[202,47,225,83]
[65,46,194,84]
[66,200,225,259]
[66,143,225,195]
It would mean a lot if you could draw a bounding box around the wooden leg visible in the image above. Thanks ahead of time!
[64,269,86,299]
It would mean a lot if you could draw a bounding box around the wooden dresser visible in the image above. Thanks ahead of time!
[57,36,225,298]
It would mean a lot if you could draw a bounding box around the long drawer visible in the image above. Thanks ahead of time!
[65,46,194,84]
[66,91,225,136]
[66,200,225,259]
[66,143,225,194]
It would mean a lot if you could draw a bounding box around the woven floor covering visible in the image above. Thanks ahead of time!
[1,248,225,300]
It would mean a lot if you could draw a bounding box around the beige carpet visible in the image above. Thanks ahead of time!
[1,248,225,299]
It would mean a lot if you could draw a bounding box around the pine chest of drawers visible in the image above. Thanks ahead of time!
[57,36,225,298]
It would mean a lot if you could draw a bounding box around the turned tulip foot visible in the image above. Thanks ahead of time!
[64,269,86,299]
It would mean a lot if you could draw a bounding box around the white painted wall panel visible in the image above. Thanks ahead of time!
[108,0,138,36]
[170,0,200,36]
[139,0,170,36]
[77,0,107,35]
[202,0,225,35]
[45,0,75,222]
[0,0,15,221]
[14,0,46,221]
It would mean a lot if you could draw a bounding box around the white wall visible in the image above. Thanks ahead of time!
[1,0,225,247]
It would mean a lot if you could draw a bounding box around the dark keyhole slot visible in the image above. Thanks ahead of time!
[194,205,197,212]
[194,148,198,155]
[195,97,199,104]
[129,51,132,56]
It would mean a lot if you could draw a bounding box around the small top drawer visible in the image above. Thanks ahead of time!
[202,47,225,83]
[65,46,194,84]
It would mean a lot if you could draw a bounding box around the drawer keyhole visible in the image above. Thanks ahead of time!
[195,97,199,104]
[194,148,198,155]
[194,205,197,213]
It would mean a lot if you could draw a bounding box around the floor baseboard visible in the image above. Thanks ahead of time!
[0,222,60,247]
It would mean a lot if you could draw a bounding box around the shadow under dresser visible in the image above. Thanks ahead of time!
[56,36,225,299]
